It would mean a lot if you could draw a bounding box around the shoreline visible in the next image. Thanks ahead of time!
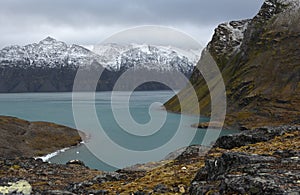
[34,141,85,162]
[0,125,298,194]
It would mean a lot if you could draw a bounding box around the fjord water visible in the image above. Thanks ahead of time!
[0,91,237,171]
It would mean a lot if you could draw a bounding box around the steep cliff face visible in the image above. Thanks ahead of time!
[165,0,300,129]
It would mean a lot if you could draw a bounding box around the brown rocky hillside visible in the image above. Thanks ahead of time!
[164,0,300,130]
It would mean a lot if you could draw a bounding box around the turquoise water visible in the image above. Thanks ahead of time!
[0,91,237,171]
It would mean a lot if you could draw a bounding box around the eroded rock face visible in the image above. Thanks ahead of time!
[190,126,300,194]
[208,20,250,61]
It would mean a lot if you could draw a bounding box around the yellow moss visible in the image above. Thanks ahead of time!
[11,165,20,170]
[31,182,49,186]
[90,159,205,194]
[231,131,300,155]
[236,112,253,120]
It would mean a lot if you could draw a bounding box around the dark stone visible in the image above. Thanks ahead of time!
[153,183,169,193]
[66,160,86,167]
[134,190,146,195]
[174,145,209,164]
[87,190,109,195]
[46,190,75,195]
[93,172,127,183]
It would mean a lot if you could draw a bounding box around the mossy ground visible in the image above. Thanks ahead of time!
[208,130,300,158]
[89,158,205,194]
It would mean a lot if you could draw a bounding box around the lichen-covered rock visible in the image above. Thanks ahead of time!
[0,180,32,195]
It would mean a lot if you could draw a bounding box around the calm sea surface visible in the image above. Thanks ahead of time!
[0,91,237,171]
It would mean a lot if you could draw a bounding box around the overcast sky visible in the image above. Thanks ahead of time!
[0,0,264,49]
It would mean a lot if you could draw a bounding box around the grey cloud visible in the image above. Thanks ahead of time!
[0,0,264,48]
[0,0,263,26]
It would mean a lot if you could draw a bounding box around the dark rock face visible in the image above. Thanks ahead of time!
[191,151,300,194]
[0,116,82,158]
[215,126,299,149]
[190,126,300,194]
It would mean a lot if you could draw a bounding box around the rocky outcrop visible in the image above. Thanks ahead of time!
[0,116,83,158]
[164,0,300,129]
[191,151,300,194]
[214,125,298,149]
[190,126,300,194]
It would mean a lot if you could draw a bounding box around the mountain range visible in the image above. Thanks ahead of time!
[0,37,199,92]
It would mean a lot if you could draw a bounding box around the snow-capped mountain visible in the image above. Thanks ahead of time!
[0,37,200,74]
[0,37,200,92]
[0,37,99,69]
[93,43,200,73]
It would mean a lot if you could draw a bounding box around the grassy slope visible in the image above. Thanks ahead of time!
[165,1,300,129]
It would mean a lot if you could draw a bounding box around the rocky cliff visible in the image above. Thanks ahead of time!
[164,0,300,129]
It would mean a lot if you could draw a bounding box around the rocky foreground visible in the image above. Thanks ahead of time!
[0,126,299,194]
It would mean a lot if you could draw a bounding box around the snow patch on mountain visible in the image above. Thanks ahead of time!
[208,20,250,57]
[0,37,200,74]
[93,43,200,73]
[0,37,99,69]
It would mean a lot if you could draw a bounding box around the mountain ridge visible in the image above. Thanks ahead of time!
[0,37,199,92]
[164,0,300,129]
[0,37,199,72]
